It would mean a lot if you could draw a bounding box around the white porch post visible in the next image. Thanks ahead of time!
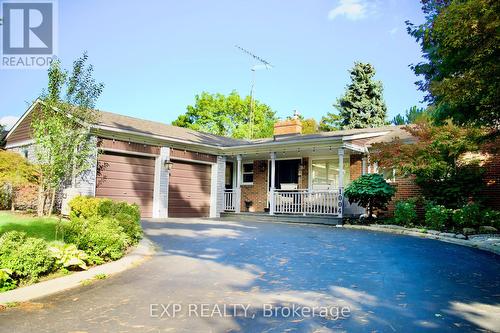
[236,155,242,213]
[338,148,344,217]
[362,157,367,175]
[269,152,276,215]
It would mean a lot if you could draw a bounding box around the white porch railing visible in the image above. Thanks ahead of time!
[224,189,237,212]
[272,189,343,216]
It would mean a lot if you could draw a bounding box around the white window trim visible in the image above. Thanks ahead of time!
[308,155,351,190]
[241,161,254,185]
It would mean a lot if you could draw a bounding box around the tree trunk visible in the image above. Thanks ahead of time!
[37,184,45,217]
[48,188,56,217]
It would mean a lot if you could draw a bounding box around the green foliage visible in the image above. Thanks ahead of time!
[64,216,128,264]
[372,120,486,208]
[408,0,499,127]
[69,196,102,219]
[70,196,142,243]
[49,242,88,270]
[0,231,54,282]
[0,268,17,292]
[425,203,451,231]
[172,90,277,139]
[344,174,396,218]
[392,106,431,125]
[33,52,104,216]
[319,112,342,132]
[301,118,319,134]
[453,204,500,230]
[394,199,418,226]
[335,62,387,129]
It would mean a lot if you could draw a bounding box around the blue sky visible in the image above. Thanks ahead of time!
[0,0,426,130]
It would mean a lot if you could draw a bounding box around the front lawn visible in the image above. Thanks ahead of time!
[0,211,66,241]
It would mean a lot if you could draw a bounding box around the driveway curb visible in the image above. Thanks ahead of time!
[343,224,500,255]
[0,237,156,304]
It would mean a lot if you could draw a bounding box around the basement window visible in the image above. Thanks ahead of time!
[242,162,254,185]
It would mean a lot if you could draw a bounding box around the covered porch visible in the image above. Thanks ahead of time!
[222,144,367,218]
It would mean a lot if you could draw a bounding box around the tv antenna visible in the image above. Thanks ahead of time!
[235,45,273,139]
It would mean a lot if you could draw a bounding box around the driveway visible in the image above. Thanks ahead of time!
[1,219,499,332]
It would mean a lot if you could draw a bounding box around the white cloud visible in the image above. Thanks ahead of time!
[389,27,399,35]
[0,115,20,131]
[328,0,376,21]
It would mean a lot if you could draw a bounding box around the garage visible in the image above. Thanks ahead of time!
[96,151,155,218]
[168,160,212,217]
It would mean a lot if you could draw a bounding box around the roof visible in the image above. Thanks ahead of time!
[96,110,249,147]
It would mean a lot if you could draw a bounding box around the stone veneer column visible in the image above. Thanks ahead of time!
[153,147,170,218]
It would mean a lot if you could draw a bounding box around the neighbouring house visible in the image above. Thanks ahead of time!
[3,100,497,219]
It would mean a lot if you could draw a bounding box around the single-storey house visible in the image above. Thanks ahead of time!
[4,100,496,220]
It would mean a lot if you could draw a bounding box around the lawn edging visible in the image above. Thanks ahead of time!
[343,224,500,255]
[0,237,156,304]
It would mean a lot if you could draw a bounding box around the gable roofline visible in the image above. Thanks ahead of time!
[7,100,403,153]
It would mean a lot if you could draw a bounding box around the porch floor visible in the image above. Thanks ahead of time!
[220,212,342,226]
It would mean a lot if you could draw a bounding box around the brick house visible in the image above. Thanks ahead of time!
[4,100,496,220]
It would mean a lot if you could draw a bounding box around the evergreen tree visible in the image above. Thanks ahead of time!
[335,62,387,129]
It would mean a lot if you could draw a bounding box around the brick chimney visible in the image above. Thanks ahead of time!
[274,111,302,136]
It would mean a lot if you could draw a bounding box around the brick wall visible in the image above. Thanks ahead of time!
[376,176,423,218]
[350,155,363,181]
[478,153,500,210]
[241,160,268,212]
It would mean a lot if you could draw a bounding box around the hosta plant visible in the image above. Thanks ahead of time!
[49,243,88,270]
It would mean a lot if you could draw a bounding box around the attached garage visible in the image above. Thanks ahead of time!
[168,160,212,217]
[96,151,155,218]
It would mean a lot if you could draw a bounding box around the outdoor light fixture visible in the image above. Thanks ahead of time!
[164,160,174,171]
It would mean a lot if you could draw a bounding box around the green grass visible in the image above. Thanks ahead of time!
[0,211,66,242]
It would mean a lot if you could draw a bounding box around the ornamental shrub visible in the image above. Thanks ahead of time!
[0,231,54,282]
[98,200,142,243]
[394,199,418,226]
[64,216,129,264]
[69,196,142,244]
[425,203,451,231]
[483,209,500,229]
[68,196,103,219]
[344,174,396,218]
[452,203,482,229]
[0,268,17,292]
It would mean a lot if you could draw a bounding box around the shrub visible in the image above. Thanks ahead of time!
[64,216,129,264]
[0,231,54,282]
[0,268,17,292]
[98,201,142,243]
[394,199,418,226]
[344,174,396,218]
[482,209,500,230]
[49,242,88,270]
[425,203,451,231]
[452,203,482,229]
[68,196,103,219]
[69,196,142,244]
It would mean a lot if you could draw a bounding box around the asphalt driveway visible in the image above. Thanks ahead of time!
[1,219,499,332]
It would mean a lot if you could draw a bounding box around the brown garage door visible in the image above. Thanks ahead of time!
[168,160,212,217]
[96,151,155,218]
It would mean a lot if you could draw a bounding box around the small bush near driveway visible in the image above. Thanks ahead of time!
[0,231,54,283]
[394,199,418,226]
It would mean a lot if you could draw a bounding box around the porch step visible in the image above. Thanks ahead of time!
[220,212,342,226]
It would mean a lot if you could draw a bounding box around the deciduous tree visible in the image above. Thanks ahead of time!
[173,91,276,139]
[32,52,104,216]
[408,0,499,127]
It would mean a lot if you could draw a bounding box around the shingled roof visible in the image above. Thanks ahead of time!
[96,110,250,147]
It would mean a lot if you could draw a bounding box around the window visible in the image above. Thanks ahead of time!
[311,157,350,189]
[242,162,254,185]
